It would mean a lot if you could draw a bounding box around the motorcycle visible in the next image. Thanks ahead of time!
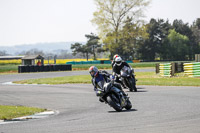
[97,80,132,112]
[119,66,137,92]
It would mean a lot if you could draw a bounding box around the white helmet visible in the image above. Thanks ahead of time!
[115,57,122,66]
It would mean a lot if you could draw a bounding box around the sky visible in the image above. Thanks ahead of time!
[0,0,199,46]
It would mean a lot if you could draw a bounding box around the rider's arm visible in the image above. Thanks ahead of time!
[124,61,131,68]
[91,78,97,91]
[112,64,117,75]
[111,60,115,68]
[92,78,104,96]
[113,65,121,78]
[123,62,134,73]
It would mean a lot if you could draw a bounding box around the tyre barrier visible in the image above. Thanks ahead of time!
[156,62,183,75]
[159,63,172,77]
[195,54,200,62]
[18,64,72,73]
[175,62,184,73]
[184,62,200,77]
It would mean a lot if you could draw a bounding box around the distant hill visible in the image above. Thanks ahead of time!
[0,42,85,55]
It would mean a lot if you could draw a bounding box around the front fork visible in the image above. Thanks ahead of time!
[119,77,127,88]
[119,92,127,107]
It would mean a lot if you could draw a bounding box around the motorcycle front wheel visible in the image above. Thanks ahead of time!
[125,99,132,110]
[107,95,122,112]
[128,77,137,92]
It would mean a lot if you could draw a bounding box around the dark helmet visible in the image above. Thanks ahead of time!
[89,66,99,77]
[115,56,122,66]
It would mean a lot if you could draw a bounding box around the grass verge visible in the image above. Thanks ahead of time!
[13,75,91,84]
[72,62,156,70]
[0,105,46,120]
[0,63,156,74]
[13,72,200,86]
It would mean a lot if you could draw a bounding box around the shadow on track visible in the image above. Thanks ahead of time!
[108,109,137,113]
[126,87,148,93]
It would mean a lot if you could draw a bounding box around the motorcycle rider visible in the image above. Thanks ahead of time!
[89,66,127,102]
[112,56,132,88]
[111,54,119,68]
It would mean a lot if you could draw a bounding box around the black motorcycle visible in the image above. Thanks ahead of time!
[98,81,132,112]
[119,66,137,92]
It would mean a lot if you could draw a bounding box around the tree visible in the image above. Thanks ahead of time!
[191,18,200,54]
[71,33,103,60]
[117,17,148,60]
[172,19,196,60]
[167,29,189,60]
[71,42,90,60]
[92,0,150,56]
[157,19,172,60]
[138,18,171,61]
[85,33,102,60]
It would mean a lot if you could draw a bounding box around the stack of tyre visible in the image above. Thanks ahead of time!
[159,63,172,77]
[184,62,200,77]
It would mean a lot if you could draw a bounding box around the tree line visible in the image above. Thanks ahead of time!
[71,0,200,61]
[138,18,200,61]
[71,18,200,61]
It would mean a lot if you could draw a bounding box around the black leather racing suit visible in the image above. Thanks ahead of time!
[91,70,125,102]
[112,61,131,85]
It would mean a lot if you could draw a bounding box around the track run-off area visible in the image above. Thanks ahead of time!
[1,68,200,133]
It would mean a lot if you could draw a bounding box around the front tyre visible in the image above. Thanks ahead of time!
[128,77,137,92]
[107,95,122,112]
[133,85,137,92]
[125,99,132,110]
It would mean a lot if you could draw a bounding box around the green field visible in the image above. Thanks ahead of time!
[13,72,200,86]
[0,64,19,73]
[0,105,46,120]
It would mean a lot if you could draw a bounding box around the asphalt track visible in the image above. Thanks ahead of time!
[1,69,200,133]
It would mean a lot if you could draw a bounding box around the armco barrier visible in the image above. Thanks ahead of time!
[18,64,72,73]
[126,61,133,63]
[102,60,111,64]
[184,62,200,77]
[92,60,101,64]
